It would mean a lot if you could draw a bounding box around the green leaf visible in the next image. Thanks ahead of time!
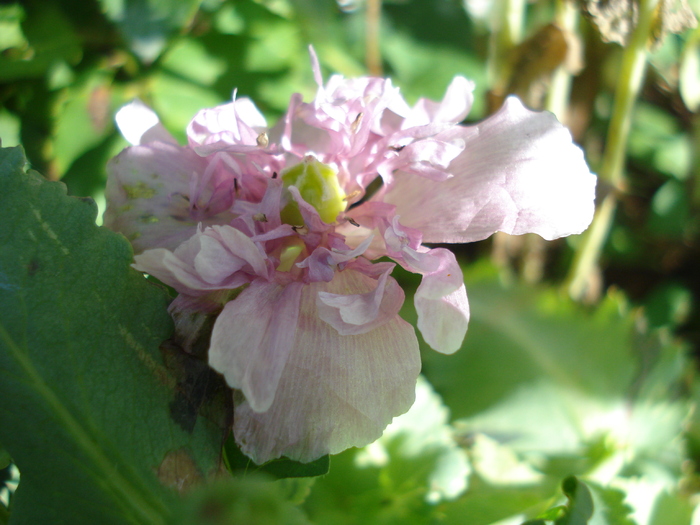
[587,483,635,525]
[52,71,117,177]
[441,475,554,525]
[224,437,330,479]
[647,491,695,525]
[174,476,311,525]
[556,476,594,525]
[0,146,225,524]
[0,4,27,53]
[0,2,81,82]
[99,0,203,62]
[0,446,9,471]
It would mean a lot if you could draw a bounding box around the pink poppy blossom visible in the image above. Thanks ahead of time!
[105,52,596,464]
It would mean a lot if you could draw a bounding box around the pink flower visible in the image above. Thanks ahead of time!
[105,52,596,464]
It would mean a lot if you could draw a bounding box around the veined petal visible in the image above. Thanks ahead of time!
[414,248,469,354]
[383,97,596,243]
[316,265,404,335]
[104,142,233,253]
[209,280,303,413]
[233,271,420,463]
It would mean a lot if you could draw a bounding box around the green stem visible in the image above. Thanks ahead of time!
[488,0,526,90]
[567,0,659,301]
[366,0,382,76]
[545,0,578,120]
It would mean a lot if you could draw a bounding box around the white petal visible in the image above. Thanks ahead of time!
[115,100,176,146]
[233,270,421,463]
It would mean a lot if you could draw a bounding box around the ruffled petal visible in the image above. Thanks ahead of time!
[316,265,404,335]
[232,269,421,463]
[104,142,234,253]
[414,248,469,354]
[209,280,303,413]
[403,76,475,128]
[133,225,268,293]
[382,97,596,243]
[187,96,268,154]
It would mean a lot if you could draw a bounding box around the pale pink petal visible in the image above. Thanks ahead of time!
[414,248,469,354]
[381,138,464,182]
[403,76,475,128]
[297,235,374,282]
[104,142,233,253]
[316,265,404,335]
[194,234,246,284]
[382,97,596,243]
[210,225,269,278]
[133,226,267,293]
[233,270,420,463]
[134,247,211,294]
[209,280,304,413]
[115,100,177,146]
[187,96,268,155]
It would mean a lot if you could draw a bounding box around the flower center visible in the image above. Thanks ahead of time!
[280,156,346,225]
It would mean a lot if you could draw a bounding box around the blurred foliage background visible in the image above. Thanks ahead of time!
[3,0,700,523]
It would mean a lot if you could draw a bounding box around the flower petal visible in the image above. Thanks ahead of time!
[232,269,421,463]
[414,248,469,354]
[382,96,596,242]
[209,280,303,413]
[133,226,268,293]
[187,96,268,155]
[403,76,475,128]
[115,100,177,146]
[316,265,404,335]
[104,142,233,253]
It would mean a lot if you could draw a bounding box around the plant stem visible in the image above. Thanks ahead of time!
[366,0,382,75]
[567,0,659,301]
[488,0,526,90]
[545,0,578,120]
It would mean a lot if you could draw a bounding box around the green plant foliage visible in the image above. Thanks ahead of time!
[224,438,330,479]
[555,476,594,525]
[388,263,694,524]
[173,476,311,525]
[414,263,637,421]
[0,146,226,524]
[99,0,203,63]
[303,377,473,525]
[0,2,81,82]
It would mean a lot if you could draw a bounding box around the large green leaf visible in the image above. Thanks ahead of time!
[174,476,310,525]
[0,146,225,524]
[99,0,203,63]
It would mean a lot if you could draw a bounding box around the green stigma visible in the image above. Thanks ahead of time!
[280,156,346,225]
